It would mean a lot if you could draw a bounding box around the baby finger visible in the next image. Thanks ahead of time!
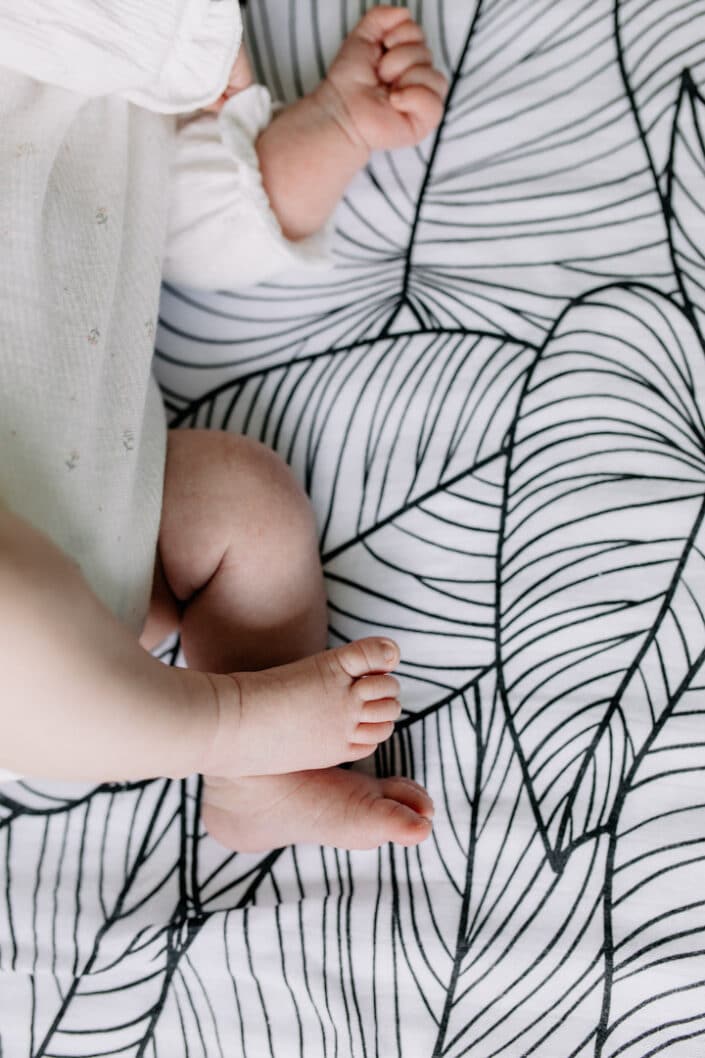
[393,63,449,99]
[390,83,446,142]
[378,42,434,84]
[354,5,414,43]
[382,19,426,51]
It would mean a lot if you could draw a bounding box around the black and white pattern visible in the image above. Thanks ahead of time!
[3,1,705,1054]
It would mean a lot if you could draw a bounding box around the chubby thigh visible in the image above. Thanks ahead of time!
[141,429,328,669]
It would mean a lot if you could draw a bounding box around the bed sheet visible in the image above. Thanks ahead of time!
[3,1,705,1055]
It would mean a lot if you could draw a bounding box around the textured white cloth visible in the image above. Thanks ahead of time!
[0,0,243,112]
[0,0,331,783]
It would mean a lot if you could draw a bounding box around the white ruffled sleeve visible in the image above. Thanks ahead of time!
[0,0,241,114]
[162,84,334,291]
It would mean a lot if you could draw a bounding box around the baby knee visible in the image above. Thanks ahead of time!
[217,433,319,563]
[162,429,320,592]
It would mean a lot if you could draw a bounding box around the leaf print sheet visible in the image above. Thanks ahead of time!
[3,2,705,1055]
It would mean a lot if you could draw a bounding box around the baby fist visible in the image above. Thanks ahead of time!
[322,6,448,153]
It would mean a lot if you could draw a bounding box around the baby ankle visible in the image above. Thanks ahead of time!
[196,671,244,778]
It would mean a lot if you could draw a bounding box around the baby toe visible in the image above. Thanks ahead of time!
[354,672,400,703]
[361,696,402,723]
[335,636,400,679]
[380,777,434,819]
[371,797,433,848]
[353,720,396,745]
[348,743,379,761]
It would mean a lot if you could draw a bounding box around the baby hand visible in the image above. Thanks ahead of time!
[319,6,448,153]
[204,45,254,113]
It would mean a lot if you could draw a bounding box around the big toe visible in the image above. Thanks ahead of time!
[368,797,433,848]
[334,636,400,678]
[380,777,434,820]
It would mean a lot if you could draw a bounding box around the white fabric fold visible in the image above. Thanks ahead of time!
[0,0,240,113]
[125,0,242,114]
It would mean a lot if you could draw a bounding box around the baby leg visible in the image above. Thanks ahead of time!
[145,429,433,847]
[143,428,328,671]
[149,430,402,774]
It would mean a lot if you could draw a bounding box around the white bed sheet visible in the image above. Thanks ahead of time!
[3,1,705,1055]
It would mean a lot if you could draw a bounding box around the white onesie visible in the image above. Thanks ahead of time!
[0,0,330,783]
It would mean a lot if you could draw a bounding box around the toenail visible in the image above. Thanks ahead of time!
[379,638,398,663]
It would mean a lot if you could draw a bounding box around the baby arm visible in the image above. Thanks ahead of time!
[256,6,448,240]
[163,8,446,289]
[0,506,219,782]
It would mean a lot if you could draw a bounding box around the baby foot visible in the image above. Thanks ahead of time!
[203,637,403,778]
[201,766,434,852]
